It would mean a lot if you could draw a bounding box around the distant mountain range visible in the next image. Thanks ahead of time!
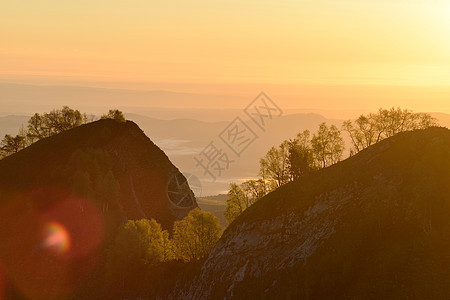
[197,194,228,227]
[0,82,245,115]
[2,111,449,196]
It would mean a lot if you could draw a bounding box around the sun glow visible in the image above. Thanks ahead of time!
[0,1,450,112]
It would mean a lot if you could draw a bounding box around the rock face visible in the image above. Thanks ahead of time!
[174,127,450,299]
[0,119,197,229]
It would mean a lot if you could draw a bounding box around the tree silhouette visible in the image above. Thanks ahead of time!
[343,107,438,154]
[102,109,126,122]
[311,123,345,168]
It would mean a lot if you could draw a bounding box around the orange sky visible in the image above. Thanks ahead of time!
[1,0,450,111]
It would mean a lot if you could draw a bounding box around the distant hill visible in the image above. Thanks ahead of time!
[0,82,239,114]
[0,115,29,137]
[1,110,448,196]
[171,127,450,299]
[197,194,228,227]
[0,112,340,195]
[430,112,450,128]
[127,112,340,195]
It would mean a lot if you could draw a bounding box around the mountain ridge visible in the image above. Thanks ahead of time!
[0,119,197,229]
[170,127,450,299]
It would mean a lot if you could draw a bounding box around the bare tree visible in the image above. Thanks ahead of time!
[343,108,438,154]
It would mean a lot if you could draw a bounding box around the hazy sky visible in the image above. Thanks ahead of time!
[1,0,450,111]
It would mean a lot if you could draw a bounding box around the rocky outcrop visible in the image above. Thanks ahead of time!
[173,127,450,299]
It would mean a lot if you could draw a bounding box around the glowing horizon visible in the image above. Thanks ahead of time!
[1,0,449,111]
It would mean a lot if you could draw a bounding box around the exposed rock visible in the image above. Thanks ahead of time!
[172,127,450,299]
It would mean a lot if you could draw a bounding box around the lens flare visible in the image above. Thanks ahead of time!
[42,222,71,255]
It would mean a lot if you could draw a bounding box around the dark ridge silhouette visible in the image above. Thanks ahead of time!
[0,119,197,299]
[170,127,450,299]
[0,119,197,228]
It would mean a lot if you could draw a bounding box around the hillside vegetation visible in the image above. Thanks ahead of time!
[170,127,450,299]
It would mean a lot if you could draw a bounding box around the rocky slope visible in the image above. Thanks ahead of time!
[174,127,450,299]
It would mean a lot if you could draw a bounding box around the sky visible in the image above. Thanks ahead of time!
[1,0,450,111]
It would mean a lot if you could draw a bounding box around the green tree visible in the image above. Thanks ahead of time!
[225,180,267,225]
[224,183,250,224]
[106,219,171,293]
[173,208,222,262]
[102,109,126,122]
[311,123,345,168]
[161,230,174,262]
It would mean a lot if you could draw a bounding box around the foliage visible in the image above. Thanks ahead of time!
[343,107,438,154]
[105,219,173,296]
[173,208,222,262]
[287,130,316,180]
[222,127,450,299]
[101,109,126,122]
[110,219,171,266]
[258,123,345,190]
[225,107,434,225]
[227,123,345,225]
[225,183,250,224]
[27,112,46,142]
[0,133,27,156]
[225,181,266,224]
[259,140,291,189]
[242,179,267,200]
[104,209,221,297]
[0,107,126,159]
[27,106,87,142]
[311,122,345,168]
